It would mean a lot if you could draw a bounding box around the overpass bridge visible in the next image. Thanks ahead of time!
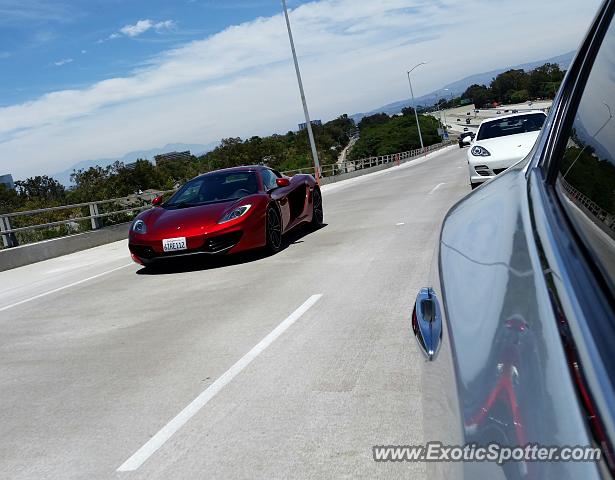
[0,145,471,480]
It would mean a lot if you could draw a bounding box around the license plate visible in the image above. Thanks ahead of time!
[162,237,187,252]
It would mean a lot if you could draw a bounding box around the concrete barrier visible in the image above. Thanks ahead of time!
[321,154,410,184]
[0,223,130,272]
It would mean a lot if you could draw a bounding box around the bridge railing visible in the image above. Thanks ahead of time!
[558,176,615,236]
[0,190,175,249]
[281,141,453,177]
[0,141,454,249]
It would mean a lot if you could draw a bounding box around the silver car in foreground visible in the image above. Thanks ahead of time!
[414,1,615,478]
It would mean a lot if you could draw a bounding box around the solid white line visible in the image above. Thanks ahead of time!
[428,182,446,194]
[116,293,323,472]
[0,263,133,313]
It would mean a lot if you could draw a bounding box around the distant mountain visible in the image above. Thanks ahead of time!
[53,142,218,186]
[350,51,576,123]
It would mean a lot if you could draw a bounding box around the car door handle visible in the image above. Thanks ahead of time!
[412,288,442,361]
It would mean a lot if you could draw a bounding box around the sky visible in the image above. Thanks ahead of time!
[0,0,603,181]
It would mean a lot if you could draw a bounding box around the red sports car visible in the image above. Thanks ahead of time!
[128,166,323,266]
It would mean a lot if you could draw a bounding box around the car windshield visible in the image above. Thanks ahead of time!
[477,113,546,140]
[164,171,258,208]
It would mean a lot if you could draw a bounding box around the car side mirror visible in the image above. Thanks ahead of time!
[411,288,442,361]
[276,178,290,187]
[152,196,162,206]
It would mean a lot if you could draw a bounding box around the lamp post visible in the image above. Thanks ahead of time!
[407,62,427,150]
[440,88,450,131]
[433,88,450,138]
[281,0,321,182]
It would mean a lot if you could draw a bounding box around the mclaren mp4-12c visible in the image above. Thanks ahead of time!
[128,166,323,266]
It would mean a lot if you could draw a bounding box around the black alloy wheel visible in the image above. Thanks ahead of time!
[311,188,324,228]
[266,206,282,252]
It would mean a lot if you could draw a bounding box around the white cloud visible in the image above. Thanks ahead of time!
[0,0,603,179]
[53,57,73,66]
[154,20,175,32]
[120,19,154,37]
[117,18,175,38]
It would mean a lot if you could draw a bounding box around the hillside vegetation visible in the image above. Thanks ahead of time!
[433,63,566,110]
[348,109,441,160]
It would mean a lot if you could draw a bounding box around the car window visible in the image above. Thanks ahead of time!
[477,113,546,140]
[555,15,615,291]
[165,172,258,208]
[261,169,279,191]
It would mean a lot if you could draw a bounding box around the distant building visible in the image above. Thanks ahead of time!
[154,151,192,167]
[298,120,322,131]
[0,174,14,190]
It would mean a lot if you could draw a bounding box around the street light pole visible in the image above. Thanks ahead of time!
[441,88,449,131]
[281,0,321,183]
[407,62,426,150]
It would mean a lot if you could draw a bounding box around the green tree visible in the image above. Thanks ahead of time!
[510,89,529,103]
[0,184,23,212]
[462,84,493,108]
[14,176,65,202]
[490,69,529,103]
[349,113,440,160]
[528,63,565,98]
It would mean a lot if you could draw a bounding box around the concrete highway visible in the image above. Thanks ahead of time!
[0,146,471,480]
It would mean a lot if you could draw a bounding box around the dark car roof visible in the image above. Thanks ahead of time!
[193,165,267,180]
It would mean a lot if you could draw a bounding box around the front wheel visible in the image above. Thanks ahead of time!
[311,188,324,228]
[265,205,283,253]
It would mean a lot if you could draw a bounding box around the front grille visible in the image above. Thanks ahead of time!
[204,231,242,253]
[493,168,506,175]
[130,231,243,260]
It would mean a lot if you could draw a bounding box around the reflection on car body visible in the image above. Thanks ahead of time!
[413,1,615,478]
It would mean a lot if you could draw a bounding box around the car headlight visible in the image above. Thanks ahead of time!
[471,146,491,157]
[218,204,252,224]
[132,219,147,234]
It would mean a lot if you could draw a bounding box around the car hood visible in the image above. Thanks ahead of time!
[141,199,245,233]
[474,131,541,156]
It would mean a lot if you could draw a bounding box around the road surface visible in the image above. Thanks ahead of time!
[0,146,471,480]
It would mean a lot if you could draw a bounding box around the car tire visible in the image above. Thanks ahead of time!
[265,205,283,253]
[311,188,324,228]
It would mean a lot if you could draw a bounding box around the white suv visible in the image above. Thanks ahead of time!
[468,111,547,189]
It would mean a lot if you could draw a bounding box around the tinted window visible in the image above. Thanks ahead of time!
[556,17,615,290]
[477,113,546,140]
[261,169,279,191]
[165,172,258,208]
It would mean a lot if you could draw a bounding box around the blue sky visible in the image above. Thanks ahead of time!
[0,0,313,106]
[0,0,603,180]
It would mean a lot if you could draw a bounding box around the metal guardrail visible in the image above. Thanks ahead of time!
[559,176,615,235]
[0,141,453,249]
[281,141,453,176]
[0,190,175,249]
